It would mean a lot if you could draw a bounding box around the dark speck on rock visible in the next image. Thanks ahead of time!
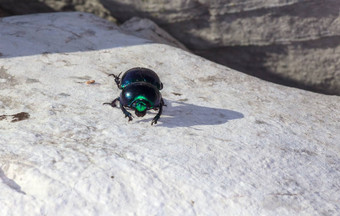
[172,92,182,96]
[26,78,40,83]
[0,112,30,122]
[255,120,268,125]
[58,93,71,97]
[11,112,30,122]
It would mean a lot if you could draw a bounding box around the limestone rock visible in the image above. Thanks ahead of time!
[120,17,189,51]
[0,12,339,215]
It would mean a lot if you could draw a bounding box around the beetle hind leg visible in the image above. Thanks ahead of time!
[108,72,122,89]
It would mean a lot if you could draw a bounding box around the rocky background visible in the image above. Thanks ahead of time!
[0,0,339,95]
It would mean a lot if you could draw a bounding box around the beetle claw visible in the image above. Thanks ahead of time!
[126,114,133,121]
[151,115,160,125]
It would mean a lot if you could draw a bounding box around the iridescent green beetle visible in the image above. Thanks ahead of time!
[104,67,165,125]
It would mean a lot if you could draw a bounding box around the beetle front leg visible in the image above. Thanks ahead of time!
[108,72,122,89]
[151,98,164,125]
[119,100,133,122]
[103,97,120,107]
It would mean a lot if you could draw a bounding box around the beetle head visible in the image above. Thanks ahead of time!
[134,101,147,117]
[135,110,146,117]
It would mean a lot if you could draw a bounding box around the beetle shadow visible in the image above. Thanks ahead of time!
[137,100,244,128]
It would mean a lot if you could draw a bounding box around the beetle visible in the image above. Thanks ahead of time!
[103,67,165,125]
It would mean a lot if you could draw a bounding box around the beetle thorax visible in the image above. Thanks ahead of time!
[135,101,147,112]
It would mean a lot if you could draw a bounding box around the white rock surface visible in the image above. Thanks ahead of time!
[0,12,339,216]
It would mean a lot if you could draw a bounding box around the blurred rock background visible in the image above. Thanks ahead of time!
[0,0,116,22]
[0,0,339,95]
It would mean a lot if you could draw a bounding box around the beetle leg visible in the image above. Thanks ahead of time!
[119,99,133,122]
[103,97,119,107]
[103,97,132,121]
[151,98,164,125]
[108,72,122,89]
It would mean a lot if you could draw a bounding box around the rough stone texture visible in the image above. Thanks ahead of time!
[120,17,189,51]
[98,0,340,95]
[0,0,116,22]
[1,12,340,215]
